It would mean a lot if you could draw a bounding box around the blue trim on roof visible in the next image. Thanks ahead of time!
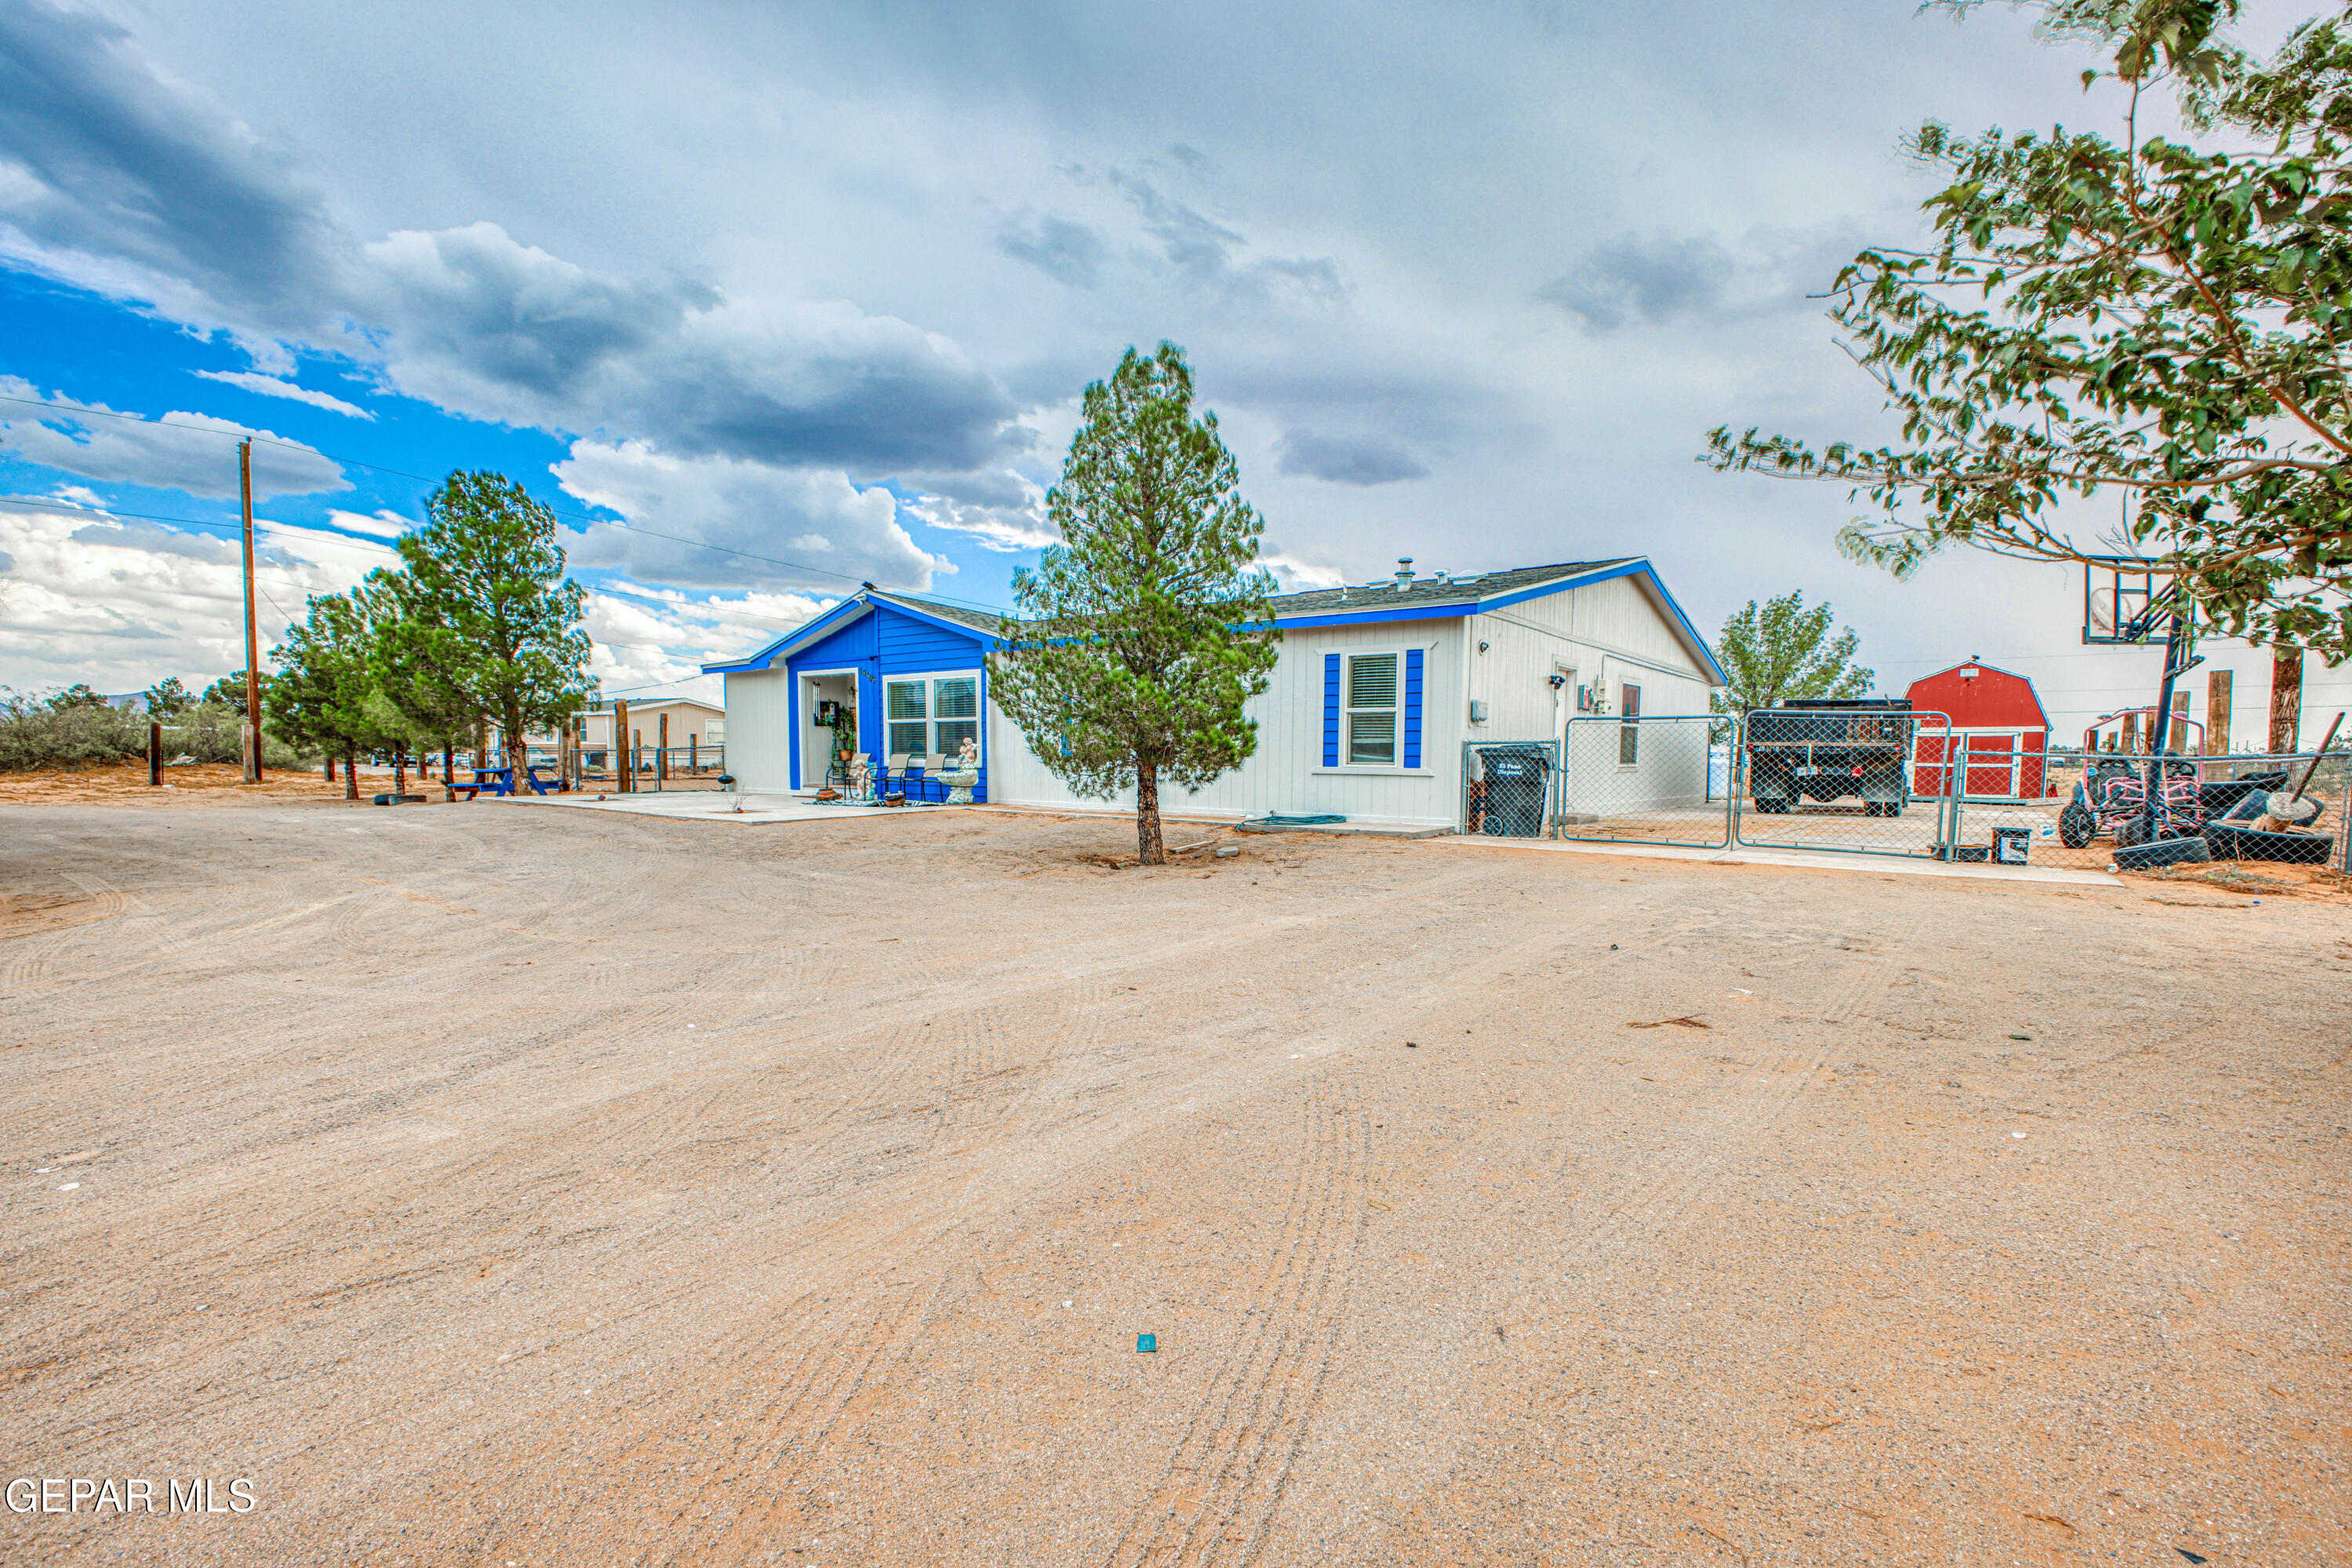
[1475,559,1726,686]
[700,595,872,675]
[869,593,1010,648]
[1272,601,1477,630]
[1475,559,1645,612]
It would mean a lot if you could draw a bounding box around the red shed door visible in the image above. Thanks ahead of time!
[1962,732,2022,798]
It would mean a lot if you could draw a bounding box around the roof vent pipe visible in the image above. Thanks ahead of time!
[1396,557,1414,588]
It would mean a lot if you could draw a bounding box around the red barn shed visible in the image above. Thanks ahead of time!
[1907,658,2052,800]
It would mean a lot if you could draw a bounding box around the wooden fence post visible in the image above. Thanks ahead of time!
[2206,670,2233,755]
[149,721,162,786]
[659,713,670,786]
[2268,645,2304,753]
[615,700,632,793]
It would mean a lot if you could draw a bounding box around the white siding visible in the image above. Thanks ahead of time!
[988,620,1469,826]
[722,670,793,790]
[2059,638,2350,754]
[1463,574,1714,745]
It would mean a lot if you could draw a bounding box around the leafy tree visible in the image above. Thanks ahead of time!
[202,674,251,708]
[1709,592,1875,720]
[1704,0,2352,659]
[46,684,108,710]
[267,591,388,799]
[141,677,194,719]
[988,343,1279,865]
[389,471,595,771]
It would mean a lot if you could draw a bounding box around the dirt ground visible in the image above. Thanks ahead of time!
[3,789,2349,1566]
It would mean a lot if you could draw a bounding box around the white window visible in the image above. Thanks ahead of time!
[1345,652,1400,766]
[883,673,982,761]
[1619,682,1642,765]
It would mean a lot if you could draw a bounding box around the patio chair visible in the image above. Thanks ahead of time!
[883,753,909,801]
[920,753,948,803]
[900,753,929,802]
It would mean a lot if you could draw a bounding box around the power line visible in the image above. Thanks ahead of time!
[0,494,406,558]
[0,388,1018,616]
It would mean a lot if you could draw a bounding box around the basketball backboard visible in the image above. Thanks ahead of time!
[2082,558,2179,644]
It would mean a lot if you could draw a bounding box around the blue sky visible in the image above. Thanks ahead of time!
[0,0,2317,725]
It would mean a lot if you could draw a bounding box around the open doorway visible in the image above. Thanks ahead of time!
[800,670,858,791]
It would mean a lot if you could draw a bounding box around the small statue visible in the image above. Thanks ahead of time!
[956,736,978,771]
[848,754,872,799]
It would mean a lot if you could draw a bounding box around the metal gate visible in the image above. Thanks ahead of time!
[1553,714,1732,848]
[1733,707,1958,858]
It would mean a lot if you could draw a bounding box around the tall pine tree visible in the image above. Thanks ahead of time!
[392,471,594,776]
[989,343,1279,865]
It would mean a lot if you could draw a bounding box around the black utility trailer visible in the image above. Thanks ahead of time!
[1744,699,1915,816]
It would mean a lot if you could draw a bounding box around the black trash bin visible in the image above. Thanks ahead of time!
[1476,744,1552,837]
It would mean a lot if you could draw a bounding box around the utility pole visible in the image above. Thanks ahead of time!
[239,439,264,783]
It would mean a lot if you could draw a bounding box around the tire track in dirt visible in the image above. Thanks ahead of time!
[1105,1076,1371,1568]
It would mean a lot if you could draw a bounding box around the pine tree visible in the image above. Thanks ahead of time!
[390,471,594,776]
[989,343,1279,865]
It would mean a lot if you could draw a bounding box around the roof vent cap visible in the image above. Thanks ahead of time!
[1395,557,1414,588]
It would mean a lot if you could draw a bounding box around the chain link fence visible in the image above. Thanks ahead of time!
[1459,709,2348,877]
[1462,739,1561,838]
[1552,714,1731,848]
[1732,706,1957,858]
[1962,747,2347,873]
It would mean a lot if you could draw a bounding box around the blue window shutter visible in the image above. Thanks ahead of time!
[1404,648,1424,768]
[1322,653,1340,767]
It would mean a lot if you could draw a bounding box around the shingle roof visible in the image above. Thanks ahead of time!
[885,559,1639,632]
[871,592,1011,633]
[710,557,1709,676]
[1261,558,1638,619]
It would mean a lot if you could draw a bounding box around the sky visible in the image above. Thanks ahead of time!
[0,0,2321,731]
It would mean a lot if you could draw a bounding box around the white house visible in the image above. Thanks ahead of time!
[701,555,1726,829]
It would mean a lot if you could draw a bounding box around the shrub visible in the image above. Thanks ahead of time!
[0,692,310,772]
[0,690,146,770]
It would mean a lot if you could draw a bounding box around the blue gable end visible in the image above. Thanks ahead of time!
[782,600,993,799]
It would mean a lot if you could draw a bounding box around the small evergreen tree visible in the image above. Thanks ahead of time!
[390,471,595,770]
[989,343,1279,865]
[1709,592,1873,722]
[267,591,387,799]
[364,567,480,794]
[141,677,194,719]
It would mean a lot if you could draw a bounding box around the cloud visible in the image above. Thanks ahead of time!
[552,437,938,593]
[0,492,372,693]
[191,369,373,419]
[581,583,842,703]
[1539,233,1737,332]
[1538,225,1865,333]
[902,467,1055,552]
[324,507,410,539]
[0,377,348,498]
[1105,170,1345,304]
[0,15,1029,479]
[995,213,1105,288]
[1274,428,1427,486]
[0,0,347,333]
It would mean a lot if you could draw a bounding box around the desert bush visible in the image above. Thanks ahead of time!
[0,689,146,770]
[0,692,311,772]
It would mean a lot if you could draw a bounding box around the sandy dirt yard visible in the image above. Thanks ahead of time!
[2,791,2348,1567]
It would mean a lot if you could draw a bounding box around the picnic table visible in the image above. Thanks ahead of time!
[454,764,561,799]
